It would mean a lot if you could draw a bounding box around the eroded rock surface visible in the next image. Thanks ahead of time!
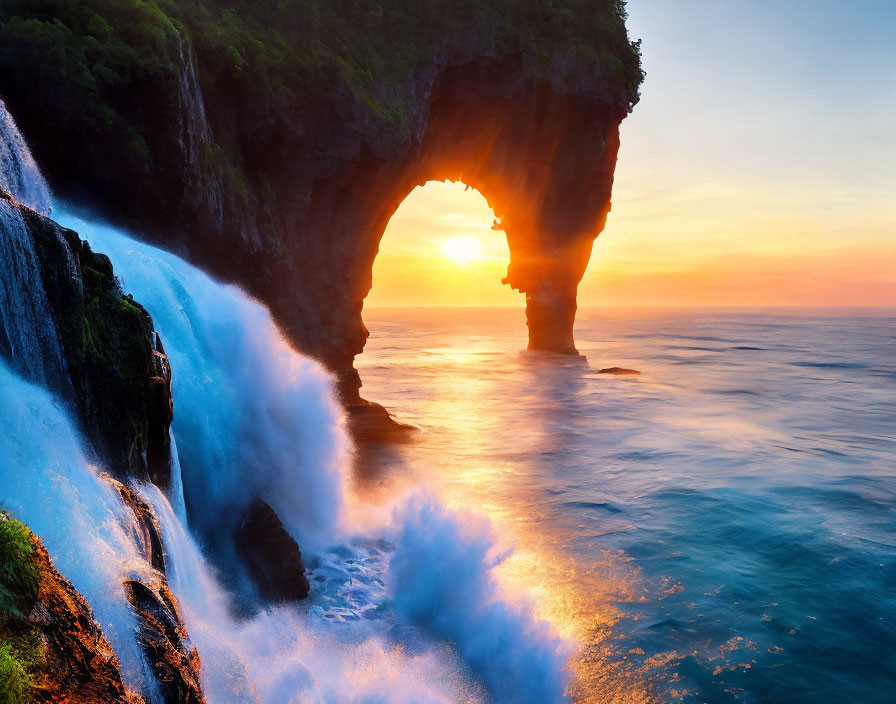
[124,579,204,704]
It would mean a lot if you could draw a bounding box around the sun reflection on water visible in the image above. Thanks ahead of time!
[354,310,682,702]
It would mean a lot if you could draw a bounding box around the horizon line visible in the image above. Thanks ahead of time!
[363,303,896,310]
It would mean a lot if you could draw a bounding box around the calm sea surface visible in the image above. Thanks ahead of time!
[355,307,896,704]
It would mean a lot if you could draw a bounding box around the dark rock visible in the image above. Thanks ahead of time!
[346,399,418,443]
[102,474,166,573]
[597,367,640,375]
[100,476,206,704]
[235,498,310,603]
[124,579,204,704]
[0,191,174,484]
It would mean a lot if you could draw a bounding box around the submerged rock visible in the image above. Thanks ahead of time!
[346,398,418,443]
[598,367,641,375]
[235,498,310,603]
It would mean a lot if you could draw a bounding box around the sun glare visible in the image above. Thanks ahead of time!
[440,235,483,266]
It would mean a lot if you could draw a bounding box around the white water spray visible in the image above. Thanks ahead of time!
[53,208,573,702]
[0,98,52,214]
[0,358,159,699]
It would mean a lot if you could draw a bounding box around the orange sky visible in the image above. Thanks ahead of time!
[364,176,896,308]
[366,1,896,309]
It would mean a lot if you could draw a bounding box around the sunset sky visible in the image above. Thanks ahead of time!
[366,0,896,308]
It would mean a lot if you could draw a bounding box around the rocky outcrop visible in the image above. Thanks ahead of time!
[0,191,173,485]
[103,476,166,574]
[0,2,642,420]
[102,476,206,704]
[124,579,203,704]
[235,498,310,603]
[27,537,145,704]
[0,514,143,704]
[598,366,640,375]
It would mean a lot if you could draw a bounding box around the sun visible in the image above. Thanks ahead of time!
[440,235,483,266]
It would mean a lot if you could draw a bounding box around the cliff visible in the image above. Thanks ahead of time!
[0,0,643,419]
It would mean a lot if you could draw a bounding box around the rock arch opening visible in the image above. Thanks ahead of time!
[365,180,518,309]
[244,64,630,439]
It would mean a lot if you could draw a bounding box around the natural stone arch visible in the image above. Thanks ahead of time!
[338,62,625,412]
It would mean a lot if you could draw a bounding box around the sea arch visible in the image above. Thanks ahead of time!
[333,65,624,409]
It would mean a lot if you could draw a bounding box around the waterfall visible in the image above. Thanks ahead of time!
[0,98,52,214]
[0,100,571,702]
[0,198,68,390]
[0,98,68,390]
[54,208,573,703]
[54,209,348,559]
[0,357,159,700]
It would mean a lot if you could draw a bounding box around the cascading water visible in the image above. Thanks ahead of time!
[0,358,159,699]
[55,208,574,703]
[0,98,52,214]
[53,210,348,559]
[0,97,160,699]
[0,197,69,389]
[0,95,572,701]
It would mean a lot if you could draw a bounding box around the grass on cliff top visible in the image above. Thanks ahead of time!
[0,512,42,704]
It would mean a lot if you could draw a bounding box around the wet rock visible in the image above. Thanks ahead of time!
[102,474,165,573]
[99,476,205,704]
[0,192,174,484]
[26,535,145,704]
[124,579,204,704]
[597,367,640,375]
[346,398,418,443]
[235,498,310,603]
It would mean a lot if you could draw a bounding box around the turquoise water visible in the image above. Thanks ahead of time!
[357,307,896,703]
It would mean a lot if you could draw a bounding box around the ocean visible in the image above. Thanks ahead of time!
[356,306,896,703]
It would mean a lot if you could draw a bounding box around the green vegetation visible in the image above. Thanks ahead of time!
[0,0,641,154]
[0,513,43,704]
[0,643,30,704]
[0,0,642,237]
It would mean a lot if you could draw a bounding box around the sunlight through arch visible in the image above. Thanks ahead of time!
[365,180,521,308]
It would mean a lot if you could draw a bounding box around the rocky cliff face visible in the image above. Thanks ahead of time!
[0,191,173,485]
[0,191,206,701]
[0,2,642,421]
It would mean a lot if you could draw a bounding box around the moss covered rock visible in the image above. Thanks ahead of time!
[0,512,145,704]
[1,191,172,485]
[0,513,40,704]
